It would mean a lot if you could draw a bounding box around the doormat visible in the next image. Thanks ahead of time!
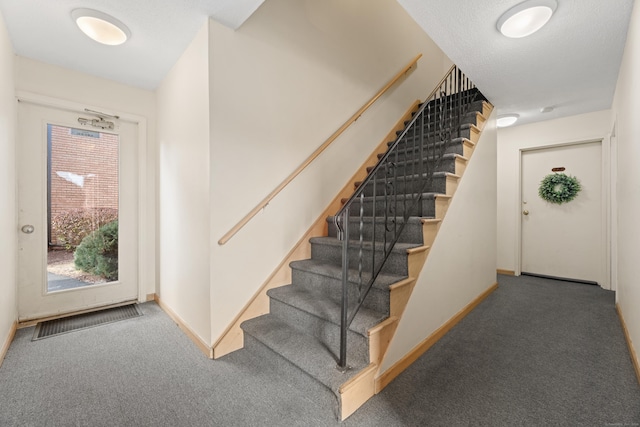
[33,304,142,340]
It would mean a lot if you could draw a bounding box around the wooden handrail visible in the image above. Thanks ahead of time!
[218,53,423,245]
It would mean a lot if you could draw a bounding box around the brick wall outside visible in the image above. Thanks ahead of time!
[49,124,118,220]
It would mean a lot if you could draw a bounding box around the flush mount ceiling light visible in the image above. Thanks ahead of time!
[497,0,557,38]
[71,8,131,46]
[497,114,520,128]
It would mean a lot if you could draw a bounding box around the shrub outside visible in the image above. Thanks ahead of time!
[51,208,118,250]
[74,220,118,281]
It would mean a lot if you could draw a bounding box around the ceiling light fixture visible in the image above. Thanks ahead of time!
[497,0,557,38]
[71,9,131,46]
[497,114,520,128]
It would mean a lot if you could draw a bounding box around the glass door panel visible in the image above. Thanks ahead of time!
[47,124,119,292]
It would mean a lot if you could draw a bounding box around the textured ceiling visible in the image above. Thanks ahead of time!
[0,0,634,126]
[0,0,265,90]
[397,0,634,126]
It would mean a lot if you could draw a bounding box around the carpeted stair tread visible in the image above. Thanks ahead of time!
[378,137,475,161]
[267,284,387,336]
[388,135,474,149]
[326,215,424,229]
[290,258,407,291]
[395,121,477,137]
[325,215,424,244]
[241,315,369,392]
[415,95,487,111]
[403,110,480,127]
[360,170,459,185]
[368,153,468,173]
[309,236,422,253]
[341,191,445,205]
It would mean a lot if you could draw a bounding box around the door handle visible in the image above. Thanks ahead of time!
[21,225,35,234]
[522,210,529,216]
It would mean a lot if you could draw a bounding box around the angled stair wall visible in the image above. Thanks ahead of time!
[377,105,497,391]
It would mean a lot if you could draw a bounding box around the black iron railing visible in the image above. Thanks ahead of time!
[333,65,482,369]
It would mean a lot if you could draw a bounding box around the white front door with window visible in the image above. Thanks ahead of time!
[17,101,139,321]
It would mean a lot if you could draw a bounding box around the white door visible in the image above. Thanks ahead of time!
[520,141,604,286]
[17,101,138,321]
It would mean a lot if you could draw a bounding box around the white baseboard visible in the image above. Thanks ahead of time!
[154,294,213,359]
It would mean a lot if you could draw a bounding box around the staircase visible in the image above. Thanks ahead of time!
[234,69,491,420]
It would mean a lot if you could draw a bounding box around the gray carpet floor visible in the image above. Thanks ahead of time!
[1,274,639,426]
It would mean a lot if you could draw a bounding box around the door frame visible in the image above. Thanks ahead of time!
[516,137,611,290]
[609,118,618,293]
[16,91,154,307]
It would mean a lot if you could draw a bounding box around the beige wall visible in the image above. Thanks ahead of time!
[496,110,611,276]
[208,0,452,342]
[157,23,212,344]
[15,58,156,121]
[611,0,640,373]
[14,57,158,303]
[0,10,17,360]
[381,112,498,372]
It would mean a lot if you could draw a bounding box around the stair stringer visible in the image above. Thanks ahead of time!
[336,101,494,420]
[212,100,423,359]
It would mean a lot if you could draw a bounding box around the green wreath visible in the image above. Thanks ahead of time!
[538,173,581,204]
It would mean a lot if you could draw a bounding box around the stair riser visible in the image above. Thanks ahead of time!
[367,156,456,176]
[400,121,473,139]
[360,174,448,197]
[290,267,391,314]
[390,127,472,147]
[346,196,435,219]
[311,241,411,276]
[405,110,479,129]
[415,98,486,117]
[380,140,465,162]
[269,298,369,357]
[242,333,340,418]
[327,218,423,245]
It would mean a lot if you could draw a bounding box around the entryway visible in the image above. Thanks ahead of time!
[520,140,605,287]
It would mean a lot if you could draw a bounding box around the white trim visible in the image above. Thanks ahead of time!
[14,91,153,304]
[610,118,618,293]
[136,119,150,303]
[516,138,610,288]
[515,152,523,276]
[601,135,612,290]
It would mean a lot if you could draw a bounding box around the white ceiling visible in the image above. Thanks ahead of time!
[0,0,634,126]
[0,0,265,90]
[398,0,634,126]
